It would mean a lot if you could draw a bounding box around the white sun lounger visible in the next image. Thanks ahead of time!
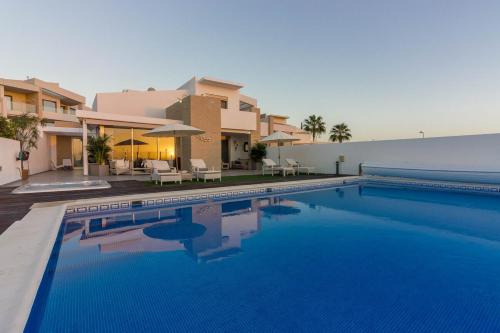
[151,160,181,185]
[286,158,315,175]
[262,158,295,176]
[190,159,221,182]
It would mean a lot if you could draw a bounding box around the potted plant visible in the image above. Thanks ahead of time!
[87,134,111,177]
[250,143,267,170]
[8,114,47,180]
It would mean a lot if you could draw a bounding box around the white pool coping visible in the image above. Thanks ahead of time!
[0,176,358,333]
[0,204,67,333]
[12,180,111,194]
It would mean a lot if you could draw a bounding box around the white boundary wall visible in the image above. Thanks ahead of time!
[0,133,51,186]
[0,137,21,185]
[26,133,51,176]
[268,133,500,178]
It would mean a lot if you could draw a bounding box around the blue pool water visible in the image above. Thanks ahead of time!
[25,184,500,332]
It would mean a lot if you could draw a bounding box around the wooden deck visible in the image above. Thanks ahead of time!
[0,174,341,235]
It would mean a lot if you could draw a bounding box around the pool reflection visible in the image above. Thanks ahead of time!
[63,197,299,263]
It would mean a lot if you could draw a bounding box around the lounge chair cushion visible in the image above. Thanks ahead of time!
[190,159,207,170]
[115,159,128,169]
[262,159,277,167]
[152,160,170,170]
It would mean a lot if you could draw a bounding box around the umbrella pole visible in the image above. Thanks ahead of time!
[278,144,281,165]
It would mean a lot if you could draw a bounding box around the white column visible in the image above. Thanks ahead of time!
[0,85,5,118]
[131,128,134,163]
[82,119,88,176]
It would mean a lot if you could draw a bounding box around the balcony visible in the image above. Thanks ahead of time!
[221,109,257,131]
[42,106,79,123]
[5,101,37,114]
[43,107,76,115]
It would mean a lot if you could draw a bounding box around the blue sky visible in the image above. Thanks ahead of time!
[2,0,500,141]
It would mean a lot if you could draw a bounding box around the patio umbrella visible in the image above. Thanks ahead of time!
[144,123,205,169]
[260,131,300,165]
[144,123,205,138]
[115,139,148,160]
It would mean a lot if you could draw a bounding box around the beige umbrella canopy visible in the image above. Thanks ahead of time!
[144,123,205,168]
[143,123,205,138]
[260,131,300,165]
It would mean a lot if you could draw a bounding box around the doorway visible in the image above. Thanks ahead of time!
[72,137,83,168]
[221,137,229,164]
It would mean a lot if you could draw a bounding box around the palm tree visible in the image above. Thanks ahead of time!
[329,123,352,143]
[302,115,326,142]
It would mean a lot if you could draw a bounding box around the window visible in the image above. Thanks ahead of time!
[4,95,13,110]
[43,100,57,112]
[221,100,228,109]
[70,107,77,115]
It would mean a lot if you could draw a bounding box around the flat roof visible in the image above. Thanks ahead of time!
[0,77,85,105]
[198,77,244,90]
[261,114,290,119]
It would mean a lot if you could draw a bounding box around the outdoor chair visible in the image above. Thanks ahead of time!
[62,159,73,170]
[262,158,295,176]
[150,160,181,185]
[190,159,221,182]
[286,158,315,175]
[110,159,130,175]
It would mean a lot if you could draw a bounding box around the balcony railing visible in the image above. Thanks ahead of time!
[221,109,257,131]
[5,101,37,113]
[43,107,77,115]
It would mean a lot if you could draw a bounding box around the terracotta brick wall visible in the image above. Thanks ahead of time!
[166,95,221,170]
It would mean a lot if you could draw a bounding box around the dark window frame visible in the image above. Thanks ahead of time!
[221,100,228,109]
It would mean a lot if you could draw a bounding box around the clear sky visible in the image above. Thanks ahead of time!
[2,0,500,141]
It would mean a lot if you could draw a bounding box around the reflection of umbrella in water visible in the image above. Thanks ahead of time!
[260,205,301,216]
[144,222,207,240]
[115,139,148,160]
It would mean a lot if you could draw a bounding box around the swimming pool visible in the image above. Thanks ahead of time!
[24,183,500,332]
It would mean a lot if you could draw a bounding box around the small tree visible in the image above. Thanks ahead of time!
[250,143,267,163]
[329,122,352,143]
[0,117,14,139]
[9,114,47,173]
[86,134,112,165]
[302,115,326,142]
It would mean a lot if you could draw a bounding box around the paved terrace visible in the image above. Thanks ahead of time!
[0,172,344,234]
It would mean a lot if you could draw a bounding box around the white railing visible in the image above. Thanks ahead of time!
[5,101,37,113]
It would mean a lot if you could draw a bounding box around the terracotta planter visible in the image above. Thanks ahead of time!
[21,169,29,180]
[89,163,109,177]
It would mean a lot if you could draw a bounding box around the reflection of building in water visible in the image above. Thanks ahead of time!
[65,199,261,263]
[257,197,301,220]
[186,200,261,263]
